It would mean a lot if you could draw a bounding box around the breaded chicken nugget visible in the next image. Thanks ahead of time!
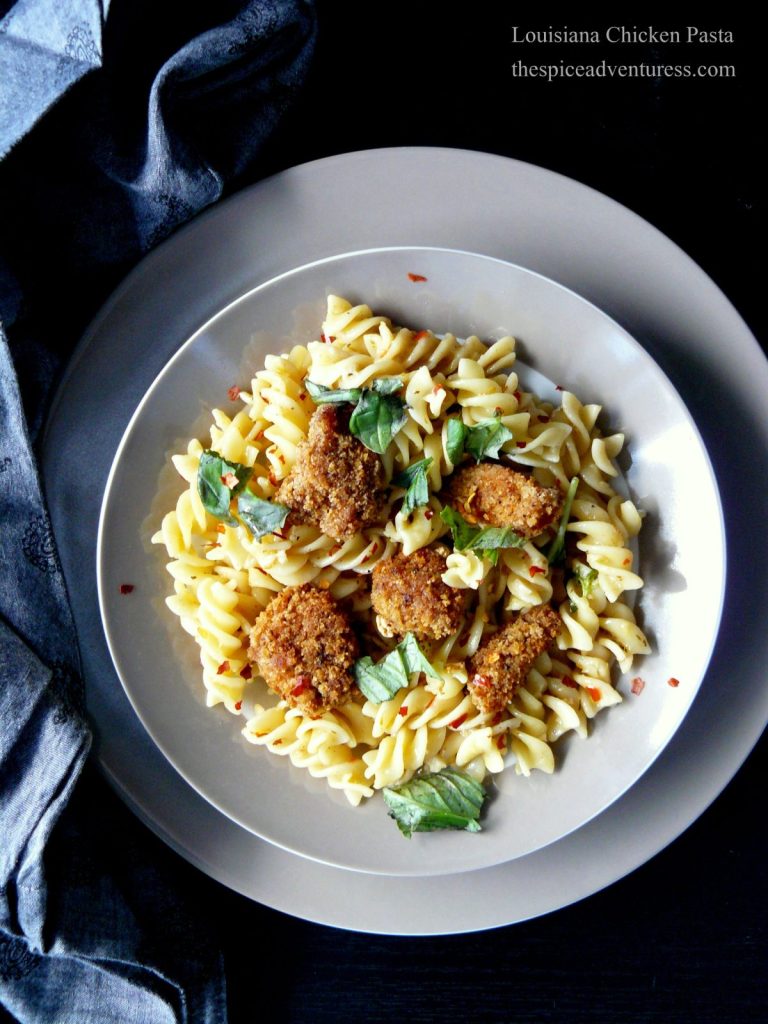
[371,546,465,640]
[467,604,561,713]
[248,584,358,715]
[444,462,562,538]
[277,405,387,542]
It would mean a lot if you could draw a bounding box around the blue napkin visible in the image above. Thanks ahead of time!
[0,1,316,1020]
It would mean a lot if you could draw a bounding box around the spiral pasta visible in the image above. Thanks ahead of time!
[153,294,650,810]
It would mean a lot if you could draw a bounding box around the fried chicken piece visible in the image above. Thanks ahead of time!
[248,584,358,715]
[444,462,562,538]
[467,604,562,714]
[276,404,387,542]
[371,546,465,640]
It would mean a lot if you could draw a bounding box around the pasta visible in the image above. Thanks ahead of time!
[153,294,651,814]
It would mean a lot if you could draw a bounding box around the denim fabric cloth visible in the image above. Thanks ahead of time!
[0,1,316,1020]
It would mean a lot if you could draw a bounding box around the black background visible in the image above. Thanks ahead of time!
[212,7,765,1023]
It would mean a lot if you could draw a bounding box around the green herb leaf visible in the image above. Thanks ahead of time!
[304,380,362,405]
[349,387,407,454]
[392,458,433,514]
[237,489,289,540]
[439,505,527,562]
[463,417,515,462]
[353,651,409,703]
[354,633,440,702]
[445,418,468,465]
[383,767,486,838]
[370,377,404,396]
[444,416,514,466]
[546,476,579,565]
[439,504,480,550]
[398,632,440,680]
[197,450,252,526]
[575,565,599,597]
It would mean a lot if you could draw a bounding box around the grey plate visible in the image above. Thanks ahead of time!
[43,148,766,932]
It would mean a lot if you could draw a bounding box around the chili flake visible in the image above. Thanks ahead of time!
[221,472,239,489]
[227,385,241,401]
[555,384,564,391]
[398,705,409,717]
[413,330,429,342]
[119,583,134,594]
[234,700,243,711]
[424,508,434,520]
[516,441,527,448]
[587,686,601,703]
[217,661,231,675]
[240,665,253,680]
[668,677,680,688]
[631,677,645,695]
[291,675,312,697]
[562,675,578,689]
[450,713,468,729]
[529,565,546,578]
[407,272,428,282]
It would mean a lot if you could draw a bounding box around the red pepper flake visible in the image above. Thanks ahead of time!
[217,661,231,675]
[273,739,283,746]
[424,509,434,520]
[299,392,306,401]
[562,675,578,689]
[450,713,468,729]
[622,557,631,567]
[407,273,428,282]
[496,734,506,750]
[227,385,241,401]
[268,472,278,487]
[413,330,429,342]
[240,665,253,680]
[516,441,527,449]
[216,523,226,534]
[514,390,521,400]
[555,384,564,391]
[291,674,313,697]
[320,332,336,344]
[668,677,680,688]
[528,565,546,578]
[494,406,502,415]
[119,583,134,594]
[398,705,409,717]
[234,700,243,711]
[587,686,601,703]
[631,676,645,695]
[221,472,239,489]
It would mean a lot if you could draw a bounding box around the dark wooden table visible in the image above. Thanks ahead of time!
[198,8,763,1021]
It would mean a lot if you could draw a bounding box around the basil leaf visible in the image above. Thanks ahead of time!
[576,565,599,597]
[546,476,579,565]
[371,377,404,396]
[354,651,408,703]
[392,458,432,514]
[463,417,515,462]
[439,505,526,562]
[349,388,407,454]
[444,416,515,466]
[383,767,486,838]
[197,450,252,526]
[354,633,440,702]
[237,489,289,540]
[445,418,468,465]
[304,380,362,405]
[439,504,478,550]
[398,632,440,680]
